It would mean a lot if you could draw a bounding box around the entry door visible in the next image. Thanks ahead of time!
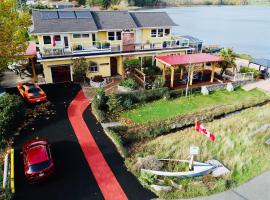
[63,36,69,49]
[110,57,118,76]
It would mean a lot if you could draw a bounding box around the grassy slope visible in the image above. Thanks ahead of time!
[127,103,270,198]
[121,89,268,124]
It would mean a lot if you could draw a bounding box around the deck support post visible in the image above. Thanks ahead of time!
[210,62,215,83]
[31,57,37,82]
[170,66,174,88]
[201,63,205,81]
[180,66,183,80]
[162,64,166,80]
[189,65,194,86]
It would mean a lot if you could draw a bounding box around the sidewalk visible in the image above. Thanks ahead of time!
[188,170,270,200]
[242,79,270,92]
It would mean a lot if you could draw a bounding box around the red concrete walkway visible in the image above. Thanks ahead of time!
[67,90,128,200]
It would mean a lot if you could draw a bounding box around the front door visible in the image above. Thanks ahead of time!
[64,36,69,49]
[110,57,117,76]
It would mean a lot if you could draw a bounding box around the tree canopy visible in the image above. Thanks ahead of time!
[0,0,31,72]
[218,48,237,76]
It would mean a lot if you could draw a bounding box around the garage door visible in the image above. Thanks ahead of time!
[51,65,71,83]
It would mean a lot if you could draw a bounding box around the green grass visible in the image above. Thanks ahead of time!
[121,89,268,124]
[127,103,270,199]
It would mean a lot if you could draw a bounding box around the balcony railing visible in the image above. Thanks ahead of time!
[40,37,190,58]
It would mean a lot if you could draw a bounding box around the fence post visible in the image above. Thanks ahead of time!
[10,149,15,194]
[2,153,8,190]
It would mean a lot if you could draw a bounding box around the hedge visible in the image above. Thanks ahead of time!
[0,94,25,145]
[91,99,108,123]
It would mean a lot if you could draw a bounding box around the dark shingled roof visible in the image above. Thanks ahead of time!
[250,58,270,68]
[31,10,177,34]
[91,11,137,30]
[31,9,98,34]
[130,12,177,27]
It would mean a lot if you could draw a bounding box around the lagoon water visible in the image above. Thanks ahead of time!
[151,6,270,59]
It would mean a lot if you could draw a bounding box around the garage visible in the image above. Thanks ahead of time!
[51,65,72,83]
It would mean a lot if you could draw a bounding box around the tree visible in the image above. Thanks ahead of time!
[123,58,140,70]
[218,48,237,76]
[0,0,31,72]
[107,90,122,113]
[71,58,88,82]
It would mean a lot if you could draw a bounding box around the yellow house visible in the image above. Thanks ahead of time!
[31,9,202,83]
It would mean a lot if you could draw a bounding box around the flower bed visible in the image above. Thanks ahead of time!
[90,75,107,88]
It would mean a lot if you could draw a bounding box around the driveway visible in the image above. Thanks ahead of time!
[11,83,155,200]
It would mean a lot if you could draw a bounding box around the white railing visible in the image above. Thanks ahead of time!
[233,72,254,81]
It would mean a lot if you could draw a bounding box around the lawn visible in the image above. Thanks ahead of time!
[126,103,270,199]
[121,89,269,124]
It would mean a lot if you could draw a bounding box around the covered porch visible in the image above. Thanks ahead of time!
[156,53,224,88]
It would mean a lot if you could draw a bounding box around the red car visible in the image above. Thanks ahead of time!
[21,138,55,183]
[17,82,47,103]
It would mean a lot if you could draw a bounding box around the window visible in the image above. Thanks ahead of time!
[82,34,89,38]
[151,29,157,37]
[73,34,81,38]
[116,32,121,40]
[108,31,121,41]
[43,36,51,44]
[55,35,61,41]
[165,29,170,36]
[108,32,115,41]
[158,29,163,37]
[89,62,98,72]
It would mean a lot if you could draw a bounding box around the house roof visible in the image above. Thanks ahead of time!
[130,12,177,27]
[156,53,224,66]
[91,11,138,30]
[249,58,270,68]
[31,9,176,34]
[31,9,98,34]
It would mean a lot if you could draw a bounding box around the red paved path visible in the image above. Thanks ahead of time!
[67,90,128,200]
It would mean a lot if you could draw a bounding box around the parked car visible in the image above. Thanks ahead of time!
[21,138,55,183]
[0,86,6,97]
[17,82,47,103]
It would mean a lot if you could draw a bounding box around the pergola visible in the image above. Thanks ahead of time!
[155,53,224,88]
[23,43,37,81]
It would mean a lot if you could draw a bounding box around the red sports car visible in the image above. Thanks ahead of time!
[17,82,47,103]
[21,138,55,183]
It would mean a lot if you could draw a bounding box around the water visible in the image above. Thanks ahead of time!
[151,6,270,59]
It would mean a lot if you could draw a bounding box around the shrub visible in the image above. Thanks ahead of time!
[93,88,107,110]
[92,75,104,82]
[119,78,138,90]
[123,58,140,70]
[0,94,25,144]
[123,98,133,109]
[152,76,165,89]
[71,58,88,82]
[91,100,108,123]
[107,90,122,113]
[143,66,162,76]
[240,66,262,79]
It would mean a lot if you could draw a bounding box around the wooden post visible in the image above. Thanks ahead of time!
[31,57,37,82]
[189,65,194,85]
[170,66,174,88]
[162,64,166,80]
[180,66,183,80]
[210,62,215,82]
[201,63,205,81]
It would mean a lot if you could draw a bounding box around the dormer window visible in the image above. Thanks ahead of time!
[158,29,163,37]
[165,29,170,36]
[151,28,170,38]
[151,29,157,37]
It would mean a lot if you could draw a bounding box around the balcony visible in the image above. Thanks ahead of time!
[39,37,191,59]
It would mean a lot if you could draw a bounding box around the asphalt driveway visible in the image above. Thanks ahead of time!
[11,83,156,200]
[12,83,103,200]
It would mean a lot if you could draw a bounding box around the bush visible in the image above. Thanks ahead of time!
[143,66,162,76]
[152,76,165,89]
[0,94,25,144]
[107,90,122,113]
[92,75,104,82]
[123,98,133,109]
[119,78,138,90]
[93,88,107,110]
[123,58,140,70]
[240,66,262,79]
[91,100,108,123]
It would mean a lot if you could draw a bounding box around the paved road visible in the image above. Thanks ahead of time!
[11,83,155,200]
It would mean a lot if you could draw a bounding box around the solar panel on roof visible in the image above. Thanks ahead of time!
[75,11,92,18]
[58,11,76,19]
[41,11,58,19]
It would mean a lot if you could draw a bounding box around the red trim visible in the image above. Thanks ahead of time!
[67,90,128,200]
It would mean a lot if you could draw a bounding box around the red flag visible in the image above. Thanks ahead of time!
[195,120,216,142]
[52,36,56,47]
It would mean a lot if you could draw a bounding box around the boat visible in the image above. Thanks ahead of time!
[141,159,215,178]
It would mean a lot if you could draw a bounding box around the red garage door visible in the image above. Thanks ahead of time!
[51,65,71,83]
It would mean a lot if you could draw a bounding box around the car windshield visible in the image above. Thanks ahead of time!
[29,160,50,172]
[28,88,40,93]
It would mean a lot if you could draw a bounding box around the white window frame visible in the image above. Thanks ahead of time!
[43,35,51,45]
[73,34,82,39]
[108,31,122,41]
[89,62,99,72]
[151,28,171,38]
